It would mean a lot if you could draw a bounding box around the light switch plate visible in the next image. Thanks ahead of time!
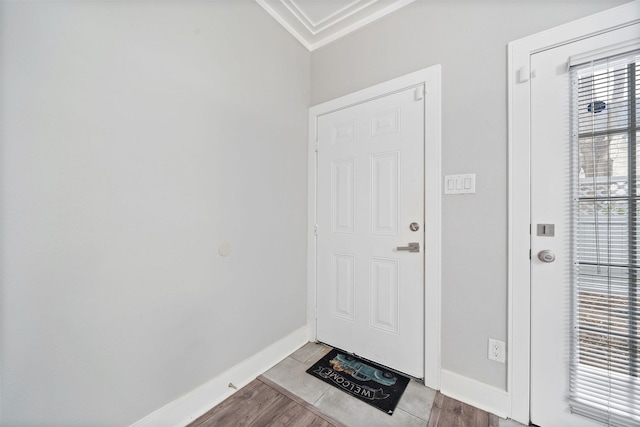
[444,174,476,194]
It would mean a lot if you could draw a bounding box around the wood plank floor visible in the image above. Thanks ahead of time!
[189,378,500,427]
[427,392,499,427]
[187,377,346,427]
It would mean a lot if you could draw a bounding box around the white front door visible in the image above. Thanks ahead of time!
[316,85,425,378]
[530,24,639,427]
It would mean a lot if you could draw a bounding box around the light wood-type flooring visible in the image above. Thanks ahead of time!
[188,377,345,427]
[188,343,527,427]
[427,392,500,427]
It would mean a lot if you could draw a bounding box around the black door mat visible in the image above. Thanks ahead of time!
[306,348,410,415]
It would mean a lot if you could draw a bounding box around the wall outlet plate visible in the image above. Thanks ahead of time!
[488,338,506,363]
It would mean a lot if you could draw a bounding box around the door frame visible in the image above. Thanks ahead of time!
[508,1,640,424]
[307,66,442,389]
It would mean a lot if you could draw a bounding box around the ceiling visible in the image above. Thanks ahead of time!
[256,0,417,51]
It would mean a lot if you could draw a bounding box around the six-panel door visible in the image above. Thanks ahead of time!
[316,86,425,378]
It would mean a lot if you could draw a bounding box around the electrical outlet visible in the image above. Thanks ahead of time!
[488,338,506,363]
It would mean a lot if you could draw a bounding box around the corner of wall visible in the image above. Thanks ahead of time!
[129,326,309,427]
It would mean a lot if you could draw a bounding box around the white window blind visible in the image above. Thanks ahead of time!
[571,50,640,427]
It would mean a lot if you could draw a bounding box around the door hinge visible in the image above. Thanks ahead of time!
[517,66,529,83]
[529,249,532,260]
[314,223,318,235]
[414,86,425,101]
[314,307,318,319]
[315,144,318,153]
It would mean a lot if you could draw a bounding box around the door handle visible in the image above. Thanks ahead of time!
[537,250,555,263]
[397,242,420,253]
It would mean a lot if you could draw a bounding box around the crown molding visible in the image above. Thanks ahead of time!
[256,0,416,51]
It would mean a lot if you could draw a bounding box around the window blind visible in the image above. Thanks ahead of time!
[571,50,640,427]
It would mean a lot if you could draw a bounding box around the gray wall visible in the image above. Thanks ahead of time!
[311,0,630,389]
[0,1,309,425]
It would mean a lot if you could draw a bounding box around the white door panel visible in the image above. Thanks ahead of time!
[317,86,424,378]
[530,24,639,427]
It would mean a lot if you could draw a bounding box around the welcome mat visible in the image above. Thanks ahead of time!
[306,349,410,415]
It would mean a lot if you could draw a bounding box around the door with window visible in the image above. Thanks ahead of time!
[315,85,425,378]
[530,26,640,427]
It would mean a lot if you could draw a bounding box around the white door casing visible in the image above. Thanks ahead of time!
[530,24,639,427]
[509,2,640,424]
[316,86,424,378]
[308,66,442,388]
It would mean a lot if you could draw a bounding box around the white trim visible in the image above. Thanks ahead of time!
[307,65,442,389]
[290,0,362,28]
[286,0,375,35]
[305,0,416,50]
[507,1,640,424]
[423,67,442,391]
[440,369,509,418]
[307,95,319,341]
[129,326,309,427]
[255,0,417,51]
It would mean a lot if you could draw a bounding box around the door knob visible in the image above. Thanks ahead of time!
[397,242,420,252]
[537,250,556,263]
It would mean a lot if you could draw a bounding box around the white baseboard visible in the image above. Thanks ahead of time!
[130,325,310,427]
[439,369,509,418]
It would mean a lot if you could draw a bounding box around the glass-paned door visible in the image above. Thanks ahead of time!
[530,24,640,427]
[571,51,640,426]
